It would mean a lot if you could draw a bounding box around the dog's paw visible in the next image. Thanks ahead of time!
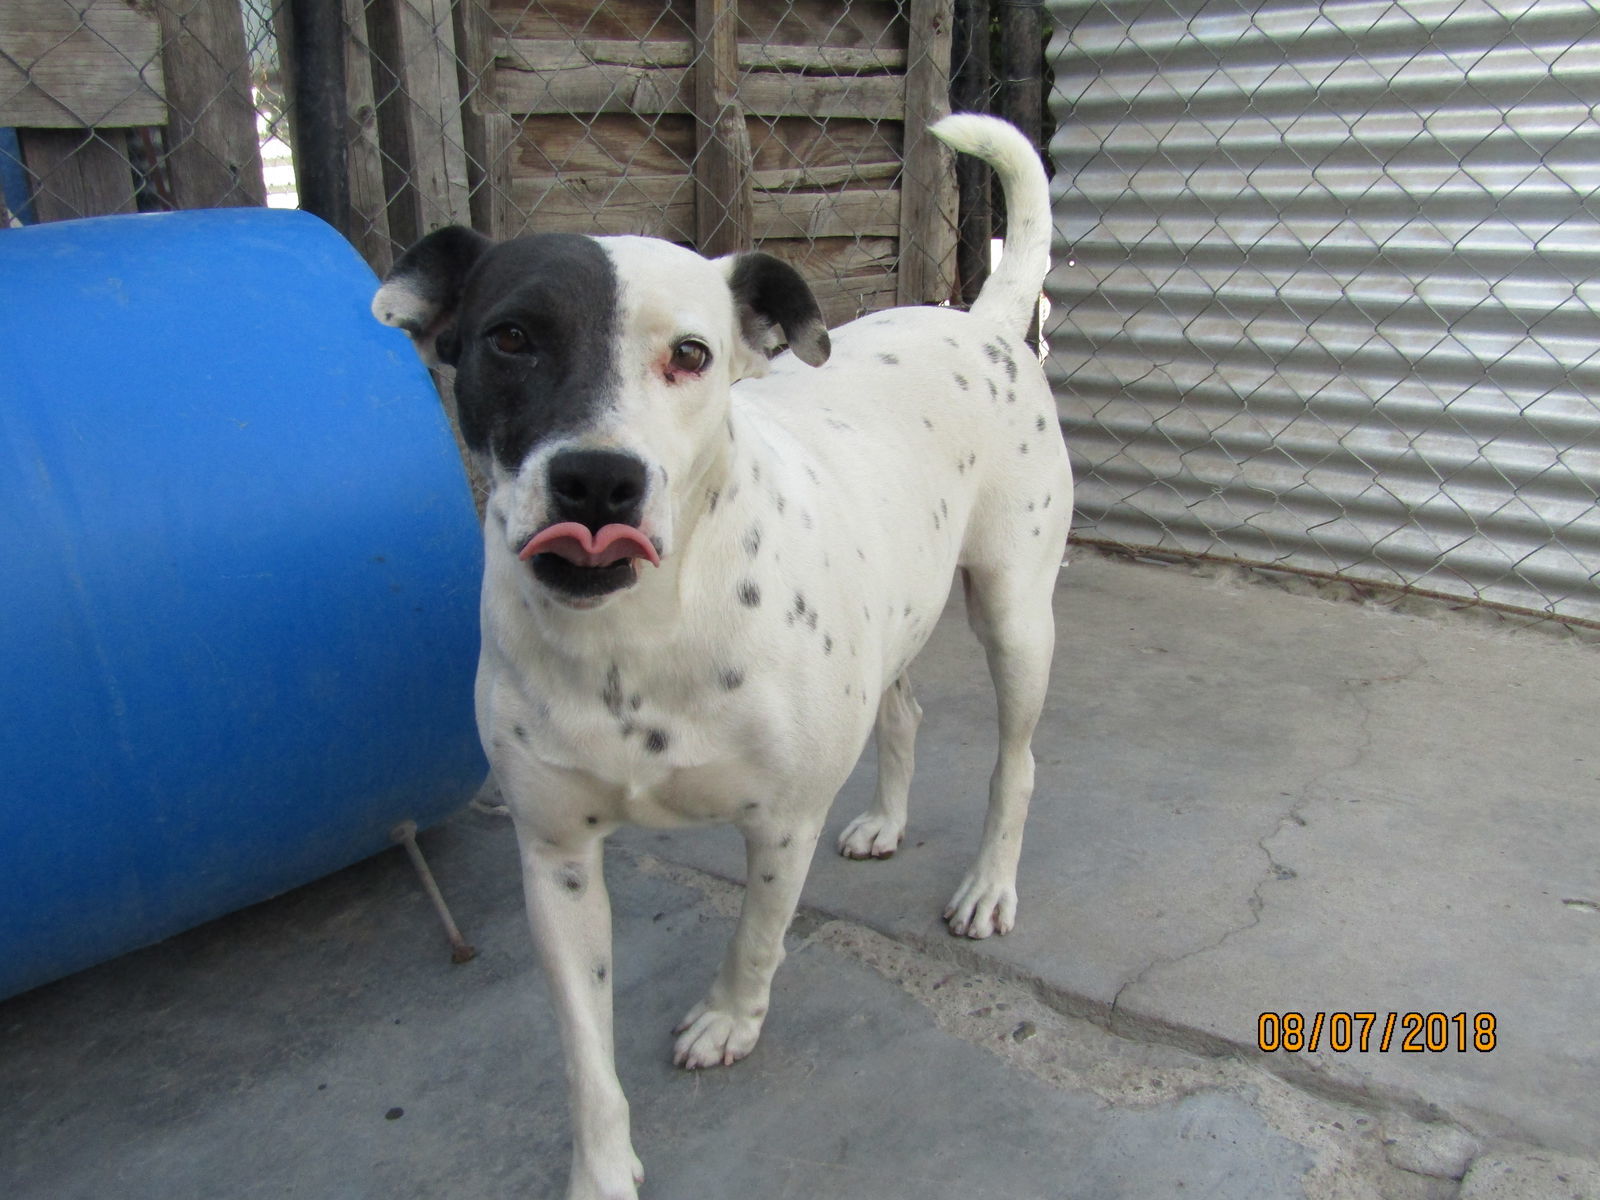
[837,813,905,859]
[671,1002,763,1069]
[567,1149,643,1200]
[943,872,1018,939]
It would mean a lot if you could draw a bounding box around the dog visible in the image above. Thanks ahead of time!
[373,113,1069,1200]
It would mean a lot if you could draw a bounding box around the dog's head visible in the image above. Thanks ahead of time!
[373,229,829,608]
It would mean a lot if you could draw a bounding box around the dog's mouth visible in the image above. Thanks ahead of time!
[519,522,661,601]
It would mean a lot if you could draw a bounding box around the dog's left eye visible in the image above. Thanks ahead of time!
[489,325,533,355]
[669,339,711,375]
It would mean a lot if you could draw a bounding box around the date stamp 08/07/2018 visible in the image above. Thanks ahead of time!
[1257,1011,1498,1054]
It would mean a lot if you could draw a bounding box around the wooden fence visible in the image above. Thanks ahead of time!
[3,0,961,325]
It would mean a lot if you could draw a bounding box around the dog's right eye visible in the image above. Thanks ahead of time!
[489,325,532,355]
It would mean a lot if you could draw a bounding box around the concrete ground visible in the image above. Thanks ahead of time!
[4,550,1598,1200]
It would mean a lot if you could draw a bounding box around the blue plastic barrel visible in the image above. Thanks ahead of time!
[0,209,486,1000]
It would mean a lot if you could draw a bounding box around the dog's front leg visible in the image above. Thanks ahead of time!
[673,813,824,1069]
[514,821,644,1200]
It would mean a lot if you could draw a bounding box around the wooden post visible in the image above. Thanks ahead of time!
[951,0,991,307]
[17,129,136,221]
[692,0,753,256]
[286,0,348,227]
[452,0,515,241]
[898,0,957,305]
[999,0,1045,348]
[340,0,394,274]
[153,0,267,209]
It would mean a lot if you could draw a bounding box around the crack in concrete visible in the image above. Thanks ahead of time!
[1107,649,1429,1037]
[627,846,1482,1199]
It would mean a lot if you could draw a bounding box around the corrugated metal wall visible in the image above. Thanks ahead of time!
[1045,0,1600,625]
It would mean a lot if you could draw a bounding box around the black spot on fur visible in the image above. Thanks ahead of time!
[558,863,586,896]
[824,417,851,432]
[1006,389,1016,403]
[586,815,599,826]
[1033,526,1042,536]
[780,834,793,849]
[595,964,608,982]
[806,609,818,630]
[743,800,760,811]
[987,379,999,400]
[922,417,933,430]
[940,498,948,519]
[629,694,642,711]
[738,580,761,606]
[645,729,668,754]
[602,665,623,716]
[513,725,527,740]
[761,873,776,883]
[794,592,807,616]
[1020,443,1029,455]
[1005,358,1018,382]
[721,668,744,690]
[802,510,813,530]
[744,524,762,557]
[878,353,899,366]
[943,336,959,348]
[1036,415,1048,432]
[823,635,833,654]
[983,343,1002,362]
[806,464,819,483]
[968,451,977,467]
[708,488,721,512]
[1043,493,1052,508]
[954,373,969,389]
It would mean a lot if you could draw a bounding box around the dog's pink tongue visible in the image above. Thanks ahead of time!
[519,522,661,568]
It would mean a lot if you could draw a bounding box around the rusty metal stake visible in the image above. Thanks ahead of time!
[391,820,476,964]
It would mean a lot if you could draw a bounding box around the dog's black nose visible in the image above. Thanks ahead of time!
[546,449,648,532]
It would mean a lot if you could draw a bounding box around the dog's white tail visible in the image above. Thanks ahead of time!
[929,113,1051,337]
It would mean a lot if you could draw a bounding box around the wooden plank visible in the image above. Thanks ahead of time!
[761,236,900,325]
[17,128,136,221]
[737,0,904,50]
[898,0,957,305]
[507,174,695,240]
[153,0,266,209]
[453,0,512,237]
[692,0,752,255]
[341,0,394,273]
[490,0,692,43]
[509,175,897,241]
[748,117,899,186]
[496,63,901,121]
[372,0,472,237]
[509,114,696,178]
[500,37,904,74]
[0,0,166,128]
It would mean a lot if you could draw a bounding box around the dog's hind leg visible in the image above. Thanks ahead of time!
[674,812,827,1069]
[944,562,1056,938]
[512,820,645,1200]
[837,671,922,859]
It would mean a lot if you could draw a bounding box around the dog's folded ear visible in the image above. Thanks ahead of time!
[722,252,831,373]
[372,225,493,367]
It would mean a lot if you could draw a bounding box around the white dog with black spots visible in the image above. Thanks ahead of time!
[374,113,1070,1200]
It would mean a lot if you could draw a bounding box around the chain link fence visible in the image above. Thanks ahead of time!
[1046,0,1600,630]
[6,1,1597,629]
